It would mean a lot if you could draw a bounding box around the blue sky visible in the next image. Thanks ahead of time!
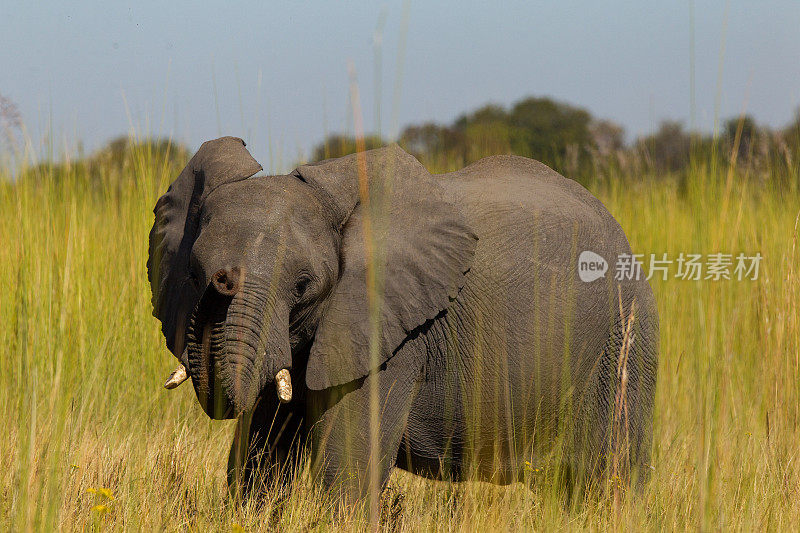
[3,0,799,170]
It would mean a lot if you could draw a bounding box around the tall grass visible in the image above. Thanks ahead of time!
[1,140,799,531]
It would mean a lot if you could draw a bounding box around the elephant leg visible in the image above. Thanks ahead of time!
[621,295,659,490]
[227,395,304,502]
[307,347,423,504]
[571,293,659,494]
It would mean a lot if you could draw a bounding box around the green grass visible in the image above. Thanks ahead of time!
[1,144,799,531]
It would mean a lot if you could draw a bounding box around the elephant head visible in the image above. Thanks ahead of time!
[148,137,476,419]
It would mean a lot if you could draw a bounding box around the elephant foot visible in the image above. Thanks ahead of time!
[227,398,305,505]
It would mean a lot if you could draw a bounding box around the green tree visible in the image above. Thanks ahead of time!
[508,97,592,169]
[589,119,625,156]
[636,121,692,172]
[453,104,517,162]
[398,122,465,171]
[723,115,759,163]
[311,133,386,161]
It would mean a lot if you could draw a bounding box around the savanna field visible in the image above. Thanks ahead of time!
[1,141,799,531]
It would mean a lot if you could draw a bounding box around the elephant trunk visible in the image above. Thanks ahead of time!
[186,270,292,419]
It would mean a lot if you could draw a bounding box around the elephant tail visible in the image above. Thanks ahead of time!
[572,282,659,493]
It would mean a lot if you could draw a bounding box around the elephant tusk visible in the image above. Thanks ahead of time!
[164,364,189,390]
[275,368,292,403]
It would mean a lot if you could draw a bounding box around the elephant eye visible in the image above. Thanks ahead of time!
[294,275,312,297]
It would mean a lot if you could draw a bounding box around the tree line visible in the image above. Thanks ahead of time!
[313,96,800,186]
[4,93,799,188]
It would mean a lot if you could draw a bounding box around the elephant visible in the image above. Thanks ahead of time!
[148,136,658,502]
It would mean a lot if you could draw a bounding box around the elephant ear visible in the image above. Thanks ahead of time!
[294,144,477,390]
[147,136,262,358]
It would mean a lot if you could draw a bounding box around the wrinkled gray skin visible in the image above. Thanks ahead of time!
[148,137,658,502]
